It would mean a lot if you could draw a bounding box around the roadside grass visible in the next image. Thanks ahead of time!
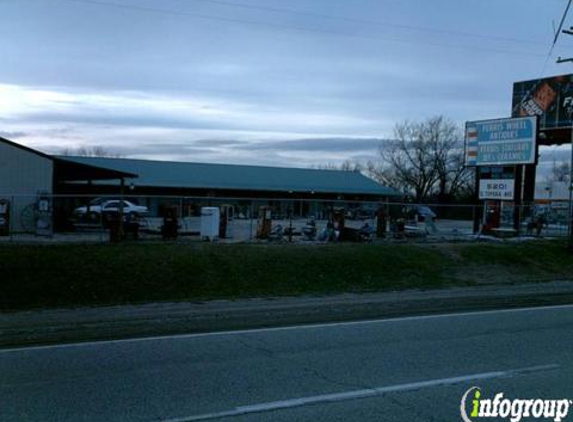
[0,240,571,310]
[457,240,573,279]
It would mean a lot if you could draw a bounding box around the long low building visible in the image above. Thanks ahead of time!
[0,136,397,232]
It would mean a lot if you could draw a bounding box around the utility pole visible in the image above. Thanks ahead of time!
[556,21,573,250]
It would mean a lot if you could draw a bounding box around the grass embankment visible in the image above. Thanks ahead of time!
[1,240,572,310]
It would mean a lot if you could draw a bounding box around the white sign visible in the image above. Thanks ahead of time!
[479,179,515,200]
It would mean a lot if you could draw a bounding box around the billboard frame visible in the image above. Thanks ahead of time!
[464,116,538,167]
[512,74,573,133]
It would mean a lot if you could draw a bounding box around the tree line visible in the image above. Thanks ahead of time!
[316,116,475,203]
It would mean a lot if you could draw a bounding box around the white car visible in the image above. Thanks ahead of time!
[74,199,148,217]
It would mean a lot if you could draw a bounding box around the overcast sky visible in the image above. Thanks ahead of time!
[1,0,572,173]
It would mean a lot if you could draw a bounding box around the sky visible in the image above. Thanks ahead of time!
[0,0,572,174]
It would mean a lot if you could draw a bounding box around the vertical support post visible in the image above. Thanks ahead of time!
[518,164,527,236]
[480,200,488,238]
[386,197,391,235]
[86,180,92,219]
[10,195,14,242]
[473,168,481,234]
[568,127,573,250]
[288,206,293,243]
[100,200,105,243]
[513,166,523,233]
[249,201,254,241]
[119,177,125,241]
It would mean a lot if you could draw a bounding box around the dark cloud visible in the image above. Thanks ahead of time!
[11,112,235,132]
[245,137,388,152]
[39,136,388,164]
[177,139,246,148]
[126,137,387,156]
[0,131,29,139]
[55,137,385,156]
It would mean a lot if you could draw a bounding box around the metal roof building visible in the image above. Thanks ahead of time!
[58,156,397,199]
[1,137,397,232]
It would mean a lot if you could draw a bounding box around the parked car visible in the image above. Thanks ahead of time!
[403,205,437,221]
[74,199,148,218]
[417,205,437,219]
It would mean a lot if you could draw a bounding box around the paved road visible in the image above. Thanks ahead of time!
[2,305,573,422]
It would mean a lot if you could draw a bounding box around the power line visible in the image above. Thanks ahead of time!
[537,0,571,76]
[553,3,573,251]
[58,0,548,58]
[553,0,573,66]
[182,0,546,46]
[553,0,573,46]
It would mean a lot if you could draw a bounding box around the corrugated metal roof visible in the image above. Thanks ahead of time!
[58,156,397,196]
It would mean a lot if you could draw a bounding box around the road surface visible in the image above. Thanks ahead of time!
[2,305,573,421]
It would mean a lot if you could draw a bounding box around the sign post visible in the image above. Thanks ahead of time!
[465,116,538,234]
[569,128,573,249]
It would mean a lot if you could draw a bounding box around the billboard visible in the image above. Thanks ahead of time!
[465,117,537,166]
[512,74,573,130]
[479,179,515,200]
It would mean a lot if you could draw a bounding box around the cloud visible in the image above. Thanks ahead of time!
[0,131,28,139]
[0,82,398,168]
[244,137,387,152]
[0,84,382,136]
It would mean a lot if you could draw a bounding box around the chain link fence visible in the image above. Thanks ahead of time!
[0,193,570,243]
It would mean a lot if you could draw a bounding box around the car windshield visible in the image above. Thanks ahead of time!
[89,198,110,206]
[418,206,434,215]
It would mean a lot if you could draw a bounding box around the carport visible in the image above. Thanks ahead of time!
[0,136,138,235]
[52,158,138,233]
[54,157,138,187]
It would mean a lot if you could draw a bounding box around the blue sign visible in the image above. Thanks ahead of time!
[465,117,537,166]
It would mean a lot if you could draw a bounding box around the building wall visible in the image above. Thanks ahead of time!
[0,141,54,233]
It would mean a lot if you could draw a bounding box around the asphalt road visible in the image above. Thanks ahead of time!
[2,305,573,422]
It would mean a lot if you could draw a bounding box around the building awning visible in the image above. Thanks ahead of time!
[53,158,138,182]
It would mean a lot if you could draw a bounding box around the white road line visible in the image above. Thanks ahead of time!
[2,303,573,353]
[158,364,560,422]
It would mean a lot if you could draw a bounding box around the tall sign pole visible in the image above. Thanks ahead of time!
[556,26,573,250]
[569,129,573,249]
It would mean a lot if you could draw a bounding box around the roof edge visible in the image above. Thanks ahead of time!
[0,136,55,161]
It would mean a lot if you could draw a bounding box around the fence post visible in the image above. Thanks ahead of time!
[249,201,254,241]
[100,197,105,243]
[10,195,14,242]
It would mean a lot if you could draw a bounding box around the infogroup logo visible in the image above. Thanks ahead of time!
[460,387,572,422]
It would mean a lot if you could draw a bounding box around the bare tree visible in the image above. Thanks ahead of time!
[428,116,474,202]
[369,116,473,202]
[312,160,363,172]
[551,161,571,183]
[339,159,363,172]
[60,145,122,158]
